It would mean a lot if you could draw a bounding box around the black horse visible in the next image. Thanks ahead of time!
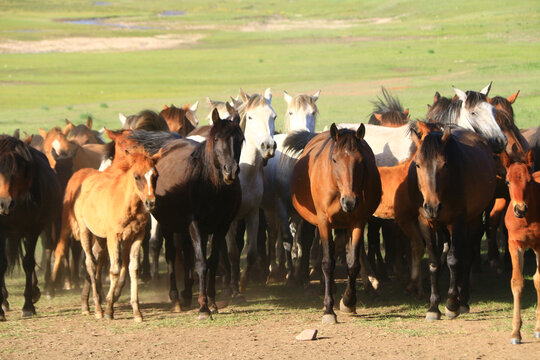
[0,135,62,320]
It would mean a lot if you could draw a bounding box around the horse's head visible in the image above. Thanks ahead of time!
[488,90,519,117]
[411,124,454,220]
[329,123,367,213]
[66,117,100,146]
[238,88,277,160]
[0,136,34,215]
[452,84,507,153]
[284,90,320,133]
[208,108,244,185]
[38,124,77,169]
[501,149,535,218]
[126,147,162,212]
[370,87,409,128]
[160,103,199,136]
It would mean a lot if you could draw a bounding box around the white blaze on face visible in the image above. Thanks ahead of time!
[52,139,62,155]
[144,168,154,196]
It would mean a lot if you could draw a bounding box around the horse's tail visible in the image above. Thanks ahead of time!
[5,238,22,274]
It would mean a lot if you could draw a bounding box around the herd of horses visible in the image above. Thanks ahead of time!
[0,84,539,344]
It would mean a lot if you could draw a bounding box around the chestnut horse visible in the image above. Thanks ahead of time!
[119,109,170,132]
[71,145,160,321]
[160,103,199,136]
[501,149,540,344]
[66,117,105,146]
[0,135,62,320]
[132,109,244,319]
[394,126,497,320]
[290,124,382,324]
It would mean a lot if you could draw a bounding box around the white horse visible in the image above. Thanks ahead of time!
[335,84,507,166]
[261,90,320,283]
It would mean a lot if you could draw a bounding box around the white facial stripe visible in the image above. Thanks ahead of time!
[145,168,154,196]
[52,139,61,154]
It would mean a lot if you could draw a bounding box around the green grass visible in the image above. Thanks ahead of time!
[0,0,538,135]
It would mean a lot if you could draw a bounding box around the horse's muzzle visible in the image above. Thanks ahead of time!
[422,202,441,220]
[340,196,358,213]
[0,198,14,216]
[222,163,239,185]
[145,199,156,212]
[513,203,528,218]
[261,140,277,160]
[488,136,507,154]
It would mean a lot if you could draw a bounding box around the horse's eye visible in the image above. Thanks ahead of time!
[471,111,477,116]
[332,158,336,163]
[289,112,293,116]
[134,175,141,181]
[248,116,252,120]
[505,180,510,186]
[415,164,420,168]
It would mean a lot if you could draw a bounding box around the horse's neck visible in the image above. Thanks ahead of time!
[240,137,263,169]
[112,171,145,218]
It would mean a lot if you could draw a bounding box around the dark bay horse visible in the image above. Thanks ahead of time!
[290,124,382,324]
[160,103,199,136]
[501,149,540,344]
[394,125,497,320]
[0,135,62,320]
[134,109,244,319]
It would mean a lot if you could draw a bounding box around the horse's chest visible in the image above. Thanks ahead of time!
[116,213,149,241]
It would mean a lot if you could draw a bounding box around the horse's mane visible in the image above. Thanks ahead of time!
[127,110,170,132]
[282,130,318,158]
[237,93,268,132]
[128,130,182,155]
[464,90,487,109]
[368,87,407,126]
[0,135,34,179]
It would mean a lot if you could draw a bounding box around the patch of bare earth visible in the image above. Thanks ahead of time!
[0,34,204,54]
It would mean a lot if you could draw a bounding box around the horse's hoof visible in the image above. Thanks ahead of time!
[209,302,219,314]
[322,313,338,325]
[63,282,72,291]
[339,299,356,315]
[134,316,143,323]
[534,331,540,338]
[231,294,247,305]
[510,338,521,345]
[82,310,91,316]
[95,312,104,319]
[445,306,460,319]
[459,305,470,314]
[368,276,379,291]
[0,314,5,321]
[22,309,35,318]
[198,312,213,321]
[172,302,182,313]
[104,313,113,320]
[425,311,441,321]
[2,301,10,312]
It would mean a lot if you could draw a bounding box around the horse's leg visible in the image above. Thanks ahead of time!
[22,233,38,317]
[113,242,130,302]
[459,217,483,314]
[508,240,525,344]
[402,218,425,298]
[225,220,243,302]
[277,208,295,286]
[207,234,222,313]
[104,237,121,320]
[264,213,280,283]
[319,221,337,324]
[296,220,315,287]
[149,216,162,281]
[257,209,269,282]
[340,226,364,314]
[180,233,194,307]
[532,246,540,340]
[487,198,506,273]
[80,234,102,318]
[367,218,381,278]
[71,240,82,290]
[188,220,211,319]
[41,227,53,295]
[418,219,442,321]
[140,222,151,283]
[128,235,144,322]
[380,221,395,278]
[164,231,180,312]
[240,210,259,292]
[0,235,7,321]
[445,219,466,319]
[81,272,91,315]
[94,239,107,303]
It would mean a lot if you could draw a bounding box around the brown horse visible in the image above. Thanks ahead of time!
[120,109,170,132]
[0,135,62,320]
[71,145,160,321]
[394,125,497,320]
[160,103,199,136]
[66,117,105,146]
[368,86,409,127]
[290,124,382,324]
[501,149,540,344]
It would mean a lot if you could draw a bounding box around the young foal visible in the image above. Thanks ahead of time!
[501,150,540,344]
[72,146,160,321]
[290,124,382,324]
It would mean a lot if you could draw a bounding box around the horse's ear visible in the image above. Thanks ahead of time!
[231,96,243,108]
[312,90,321,102]
[23,135,33,145]
[163,104,168,110]
[152,148,163,161]
[12,129,20,139]
[119,113,127,126]
[283,90,292,105]
[427,104,432,110]
[239,88,250,103]
[206,97,213,106]
[441,126,452,144]
[416,121,430,136]
[264,88,272,102]
[525,149,535,170]
[411,128,421,148]
[330,123,339,141]
[104,128,117,141]
[183,103,190,111]
[87,116,93,129]
[500,151,511,169]
[480,82,492,96]
[356,123,365,141]
[433,92,440,104]
[190,101,199,112]
[226,102,235,116]
[507,90,520,104]
[452,86,467,102]
[374,113,383,122]
[38,128,48,138]
[211,108,222,126]
[63,121,74,135]
[404,108,409,116]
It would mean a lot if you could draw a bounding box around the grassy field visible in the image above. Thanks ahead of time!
[0,0,538,135]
